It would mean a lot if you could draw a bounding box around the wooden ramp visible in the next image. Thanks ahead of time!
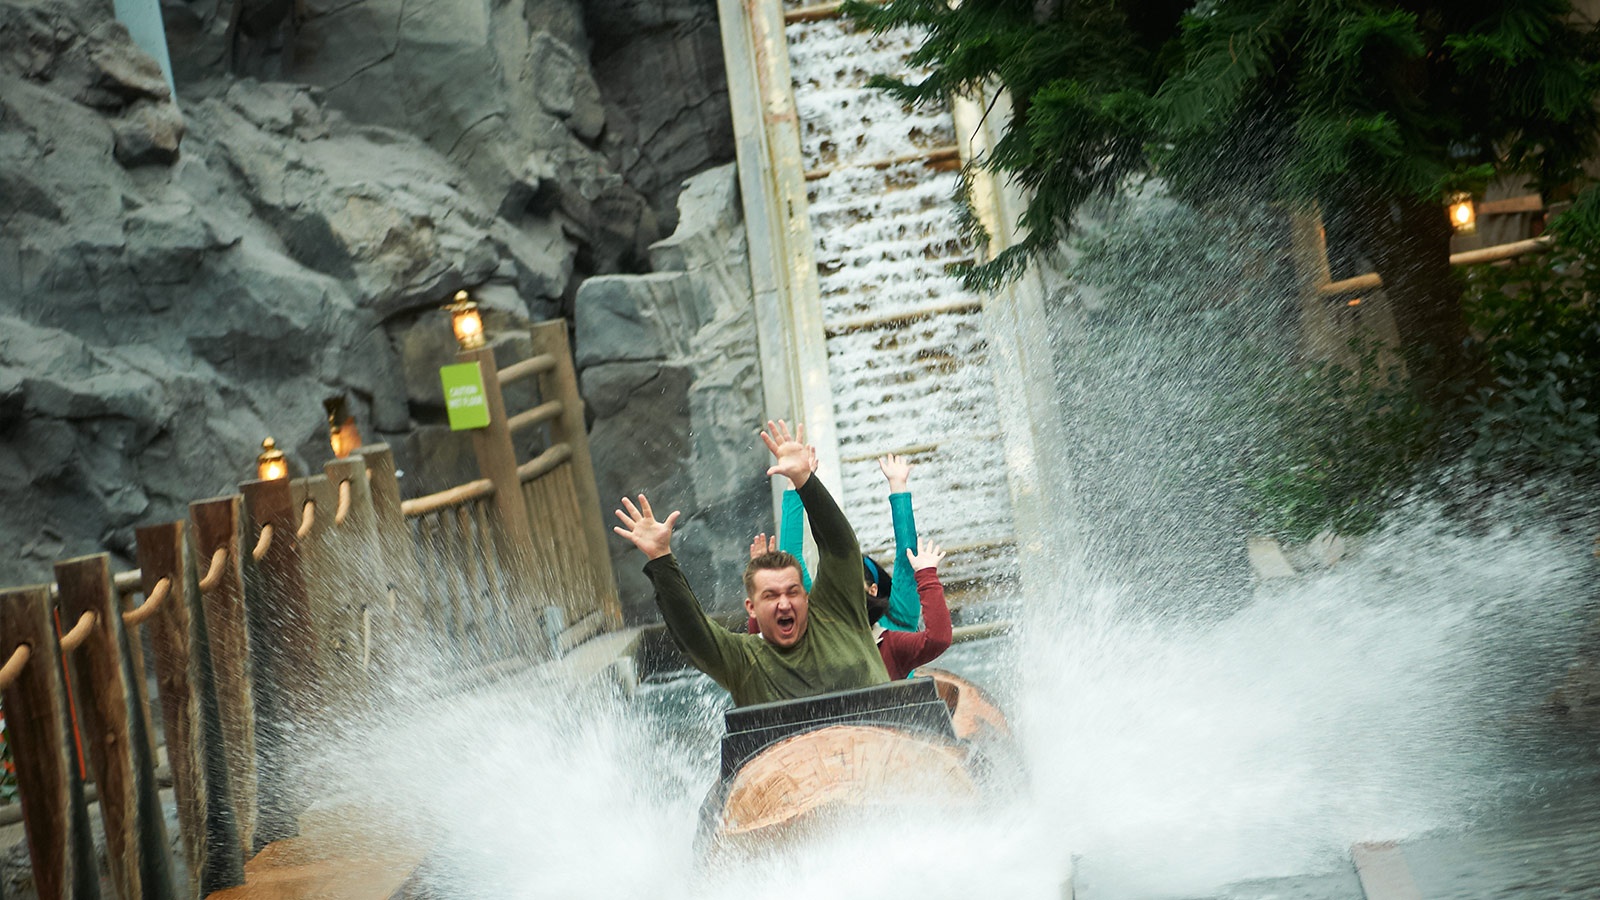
[205,829,425,900]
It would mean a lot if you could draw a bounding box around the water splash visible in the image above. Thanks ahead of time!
[304,496,1593,900]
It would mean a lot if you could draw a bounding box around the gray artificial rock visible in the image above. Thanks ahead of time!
[586,0,734,232]
[111,97,185,165]
[576,163,766,621]
[0,0,586,585]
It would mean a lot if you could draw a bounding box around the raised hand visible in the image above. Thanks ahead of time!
[906,538,944,572]
[612,494,680,560]
[878,453,911,493]
[749,532,778,560]
[760,419,812,488]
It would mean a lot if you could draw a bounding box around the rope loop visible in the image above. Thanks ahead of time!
[297,500,315,539]
[122,577,171,627]
[59,611,97,652]
[198,547,228,592]
[252,523,274,561]
[335,479,352,526]
[0,644,31,691]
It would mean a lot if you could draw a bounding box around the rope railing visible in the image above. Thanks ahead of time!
[197,546,227,591]
[252,524,274,561]
[0,643,31,691]
[1318,235,1553,298]
[506,400,564,435]
[297,500,315,539]
[497,353,558,386]
[517,443,573,482]
[401,477,494,518]
[335,479,352,526]
[58,611,97,652]
[122,577,170,626]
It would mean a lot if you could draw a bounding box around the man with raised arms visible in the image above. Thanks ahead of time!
[611,420,889,706]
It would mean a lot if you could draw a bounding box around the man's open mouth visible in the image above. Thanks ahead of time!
[776,612,795,631]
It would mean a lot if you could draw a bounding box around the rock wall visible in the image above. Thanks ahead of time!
[577,164,768,621]
[0,0,740,593]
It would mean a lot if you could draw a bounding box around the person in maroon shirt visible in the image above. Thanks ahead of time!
[878,538,952,680]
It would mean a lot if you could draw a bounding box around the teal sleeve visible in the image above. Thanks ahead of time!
[883,491,920,631]
[777,489,812,591]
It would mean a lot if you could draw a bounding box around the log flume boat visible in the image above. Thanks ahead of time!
[696,668,1022,855]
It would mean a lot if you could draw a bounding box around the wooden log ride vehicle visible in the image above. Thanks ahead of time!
[697,668,1021,855]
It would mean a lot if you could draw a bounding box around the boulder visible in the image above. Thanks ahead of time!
[0,1,572,584]
[585,0,735,232]
[576,165,766,621]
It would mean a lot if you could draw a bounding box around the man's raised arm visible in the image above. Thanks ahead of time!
[613,493,741,683]
[760,420,858,563]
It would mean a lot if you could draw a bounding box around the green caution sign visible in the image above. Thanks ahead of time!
[441,362,491,430]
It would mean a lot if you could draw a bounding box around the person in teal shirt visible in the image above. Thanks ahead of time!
[748,452,922,634]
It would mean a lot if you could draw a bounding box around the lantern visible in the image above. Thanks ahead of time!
[447,289,486,350]
[1447,192,1476,234]
[325,396,362,459]
[257,437,288,481]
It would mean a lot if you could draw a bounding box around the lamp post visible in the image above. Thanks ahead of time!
[257,437,288,481]
[446,289,486,350]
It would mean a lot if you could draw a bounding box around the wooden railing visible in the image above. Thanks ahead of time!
[0,317,619,900]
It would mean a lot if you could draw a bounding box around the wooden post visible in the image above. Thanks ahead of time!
[293,473,358,711]
[190,494,259,861]
[239,476,318,847]
[0,585,102,900]
[324,456,385,700]
[460,345,536,557]
[55,553,177,900]
[134,521,246,897]
[529,320,623,627]
[360,444,425,673]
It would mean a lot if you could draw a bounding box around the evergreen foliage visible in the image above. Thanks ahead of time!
[844,0,1600,394]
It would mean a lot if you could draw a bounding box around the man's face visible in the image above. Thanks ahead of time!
[745,566,809,648]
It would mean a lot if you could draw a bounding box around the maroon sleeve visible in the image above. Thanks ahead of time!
[746,616,759,635]
[878,570,953,678]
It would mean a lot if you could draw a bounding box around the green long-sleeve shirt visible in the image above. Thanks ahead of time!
[643,477,889,706]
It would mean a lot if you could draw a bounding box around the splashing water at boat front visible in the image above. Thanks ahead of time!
[307,495,1593,900]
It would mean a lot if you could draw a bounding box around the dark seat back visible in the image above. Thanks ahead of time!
[718,677,955,778]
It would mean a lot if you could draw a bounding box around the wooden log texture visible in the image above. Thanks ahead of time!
[325,455,385,693]
[918,668,1012,741]
[714,725,978,843]
[55,553,178,900]
[460,345,539,607]
[360,445,426,674]
[0,585,102,900]
[239,476,320,848]
[135,521,247,897]
[190,494,260,860]
[529,320,622,627]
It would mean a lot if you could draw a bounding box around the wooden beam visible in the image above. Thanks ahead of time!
[135,520,247,897]
[55,553,178,900]
[824,297,983,336]
[496,352,558,387]
[399,478,494,518]
[1478,194,1543,216]
[1317,235,1554,297]
[804,145,961,181]
[238,476,318,848]
[189,494,259,862]
[0,584,100,900]
[530,321,623,628]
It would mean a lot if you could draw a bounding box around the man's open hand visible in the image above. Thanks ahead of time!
[749,532,777,559]
[761,419,812,488]
[612,494,679,560]
[906,538,944,572]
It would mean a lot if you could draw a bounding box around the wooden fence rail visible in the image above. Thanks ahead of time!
[0,317,619,900]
